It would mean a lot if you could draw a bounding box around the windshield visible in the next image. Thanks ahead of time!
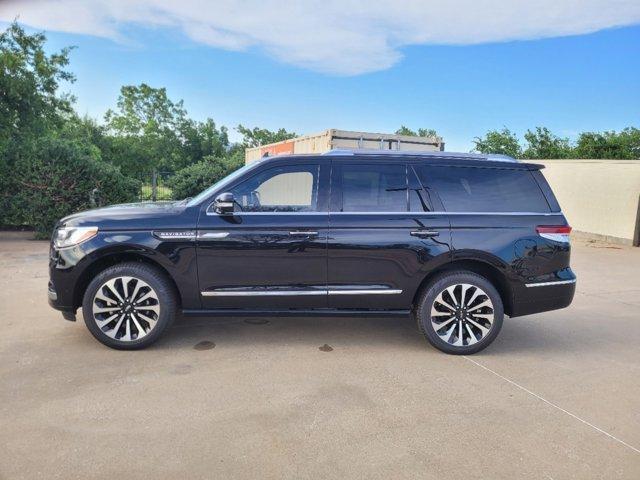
[186,162,260,207]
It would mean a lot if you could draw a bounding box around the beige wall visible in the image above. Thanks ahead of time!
[534,159,640,245]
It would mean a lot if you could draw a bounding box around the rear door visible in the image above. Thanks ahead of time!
[327,160,451,310]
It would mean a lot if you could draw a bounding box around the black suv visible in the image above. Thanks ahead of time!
[48,150,575,354]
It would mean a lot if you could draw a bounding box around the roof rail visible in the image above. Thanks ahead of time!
[322,149,519,163]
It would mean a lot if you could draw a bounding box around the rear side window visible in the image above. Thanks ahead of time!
[417,166,550,213]
[336,164,407,212]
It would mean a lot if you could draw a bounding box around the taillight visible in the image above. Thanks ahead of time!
[536,225,572,242]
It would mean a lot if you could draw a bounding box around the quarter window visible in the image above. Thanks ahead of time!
[417,166,550,213]
[337,164,407,212]
[229,165,319,212]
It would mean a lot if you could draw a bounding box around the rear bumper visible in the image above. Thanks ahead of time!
[510,277,576,317]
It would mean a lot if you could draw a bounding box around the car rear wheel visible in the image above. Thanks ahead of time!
[82,262,177,350]
[415,271,504,355]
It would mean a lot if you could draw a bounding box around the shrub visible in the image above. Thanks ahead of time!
[167,154,243,200]
[6,137,140,238]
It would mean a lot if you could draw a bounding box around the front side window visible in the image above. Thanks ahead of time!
[337,164,407,212]
[228,164,319,213]
[417,166,550,213]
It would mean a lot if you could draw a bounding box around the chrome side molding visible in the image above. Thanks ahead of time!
[201,289,403,297]
[327,289,402,295]
[525,279,576,288]
[201,290,325,297]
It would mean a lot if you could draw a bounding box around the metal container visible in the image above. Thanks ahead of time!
[245,129,444,164]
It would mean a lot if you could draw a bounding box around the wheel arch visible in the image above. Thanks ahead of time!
[73,250,182,310]
[412,257,514,316]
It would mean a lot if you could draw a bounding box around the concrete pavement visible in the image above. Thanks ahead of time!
[0,235,638,479]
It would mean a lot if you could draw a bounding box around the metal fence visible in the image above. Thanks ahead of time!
[138,171,174,202]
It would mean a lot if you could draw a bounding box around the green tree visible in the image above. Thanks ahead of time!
[104,83,191,175]
[236,124,296,148]
[472,128,522,158]
[395,126,439,138]
[167,152,244,200]
[574,128,640,159]
[182,118,230,161]
[0,22,76,225]
[0,22,75,149]
[523,127,572,159]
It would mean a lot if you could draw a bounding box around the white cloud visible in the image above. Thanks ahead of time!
[2,0,640,75]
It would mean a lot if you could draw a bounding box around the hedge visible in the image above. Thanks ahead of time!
[167,154,243,200]
[5,137,140,238]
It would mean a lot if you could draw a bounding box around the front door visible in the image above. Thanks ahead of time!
[328,161,451,310]
[196,160,329,309]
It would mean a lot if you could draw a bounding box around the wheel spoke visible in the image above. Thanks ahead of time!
[433,294,456,313]
[122,276,131,300]
[442,323,457,343]
[453,321,464,346]
[465,287,484,308]
[471,313,494,320]
[104,314,126,339]
[130,313,147,338]
[467,317,491,335]
[93,306,121,314]
[104,279,125,303]
[96,312,119,328]
[129,279,144,304]
[95,292,117,306]
[135,310,158,324]
[121,316,132,341]
[135,304,159,315]
[446,286,459,307]
[465,324,478,344]
[468,299,492,312]
[432,315,456,332]
[459,284,470,307]
[135,291,155,305]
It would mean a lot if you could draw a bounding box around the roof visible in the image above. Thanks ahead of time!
[257,149,542,169]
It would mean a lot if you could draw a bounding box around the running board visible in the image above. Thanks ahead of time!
[181,309,410,318]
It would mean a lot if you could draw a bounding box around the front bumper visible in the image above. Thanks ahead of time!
[48,279,77,321]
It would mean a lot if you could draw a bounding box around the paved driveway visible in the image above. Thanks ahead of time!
[1,234,639,479]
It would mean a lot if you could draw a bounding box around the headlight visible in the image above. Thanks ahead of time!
[54,226,98,249]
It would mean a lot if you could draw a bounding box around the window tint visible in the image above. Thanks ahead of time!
[338,164,407,212]
[229,164,319,212]
[417,166,550,213]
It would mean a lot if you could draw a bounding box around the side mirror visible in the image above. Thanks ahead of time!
[213,192,235,214]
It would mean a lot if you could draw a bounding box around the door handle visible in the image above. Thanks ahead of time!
[410,230,439,238]
[289,231,318,237]
[198,232,230,240]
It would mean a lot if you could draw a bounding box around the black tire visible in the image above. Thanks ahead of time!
[82,262,177,350]
[415,270,504,355]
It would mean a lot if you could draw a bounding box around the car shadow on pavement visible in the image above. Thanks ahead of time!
[142,313,602,356]
[158,314,428,352]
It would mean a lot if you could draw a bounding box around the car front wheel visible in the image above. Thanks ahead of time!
[415,271,504,355]
[82,262,177,350]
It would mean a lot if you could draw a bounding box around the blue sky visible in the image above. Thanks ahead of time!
[2,1,639,151]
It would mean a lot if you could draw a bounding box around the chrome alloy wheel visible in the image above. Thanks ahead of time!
[92,276,160,341]
[430,283,495,347]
